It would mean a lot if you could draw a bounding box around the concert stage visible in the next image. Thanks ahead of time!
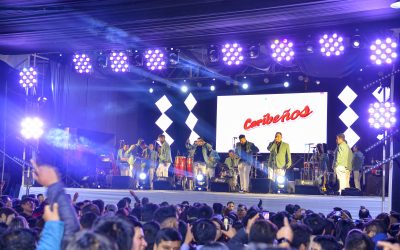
[20,187,385,218]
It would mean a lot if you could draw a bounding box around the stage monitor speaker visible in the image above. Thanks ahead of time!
[210,182,230,192]
[295,184,320,195]
[154,180,173,190]
[250,178,272,193]
[364,174,382,196]
[341,187,363,196]
[111,176,134,189]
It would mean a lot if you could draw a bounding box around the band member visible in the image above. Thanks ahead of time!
[117,141,134,176]
[267,132,291,184]
[352,145,364,190]
[187,138,220,182]
[333,133,353,194]
[156,134,172,178]
[235,135,259,192]
[316,143,330,173]
[224,149,240,191]
[145,144,158,189]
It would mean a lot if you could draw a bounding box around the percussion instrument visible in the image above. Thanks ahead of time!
[174,156,186,177]
[186,157,193,178]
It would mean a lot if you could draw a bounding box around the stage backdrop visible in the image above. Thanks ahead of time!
[216,92,328,153]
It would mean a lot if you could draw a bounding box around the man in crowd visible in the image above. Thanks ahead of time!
[267,132,292,189]
[157,134,172,178]
[235,135,259,192]
[333,133,353,194]
[352,145,365,190]
[153,228,182,250]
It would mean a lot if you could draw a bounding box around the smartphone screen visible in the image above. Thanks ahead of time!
[262,211,270,220]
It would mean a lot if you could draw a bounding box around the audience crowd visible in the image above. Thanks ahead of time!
[1,160,400,250]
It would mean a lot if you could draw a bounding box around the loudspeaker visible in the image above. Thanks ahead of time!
[364,173,382,196]
[250,178,272,193]
[154,180,173,190]
[210,182,230,192]
[341,187,363,196]
[295,184,320,195]
[111,176,134,189]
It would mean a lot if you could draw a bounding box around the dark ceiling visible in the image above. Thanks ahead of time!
[0,0,399,54]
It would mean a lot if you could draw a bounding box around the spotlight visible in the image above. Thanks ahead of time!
[132,50,143,66]
[276,175,286,193]
[242,83,249,89]
[391,0,400,8]
[368,102,396,129]
[319,33,345,56]
[221,43,244,66]
[283,81,290,88]
[196,174,204,182]
[73,53,92,73]
[149,88,154,93]
[270,39,295,63]
[139,172,147,180]
[20,117,44,139]
[208,45,220,63]
[181,85,188,93]
[168,48,180,65]
[109,51,129,72]
[351,35,361,48]
[210,85,216,91]
[369,38,397,65]
[316,80,321,85]
[144,49,166,70]
[19,67,38,88]
[276,176,286,185]
[263,77,270,84]
[248,44,260,59]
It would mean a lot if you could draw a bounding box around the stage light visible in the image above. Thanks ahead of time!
[276,176,285,185]
[20,117,44,139]
[221,43,244,66]
[319,33,345,56]
[369,38,397,65]
[19,67,38,88]
[109,51,129,72]
[196,174,204,182]
[391,0,400,8]
[181,85,188,93]
[144,49,166,70]
[350,35,362,48]
[242,83,249,89]
[149,88,154,93]
[208,45,220,63]
[316,80,321,85]
[132,50,143,66]
[368,102,396,129]
[263,77,270,84]
[73,53,92,73]
[139,172,147,180]
[210,85,216,91]
[283,81,290,88]
[270,39,295,63]
[248,44,260,59]
[168,48,179,65]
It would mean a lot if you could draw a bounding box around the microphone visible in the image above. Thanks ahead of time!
[233,137,238,139]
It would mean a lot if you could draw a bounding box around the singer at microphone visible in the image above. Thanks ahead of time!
[267,132,292,191]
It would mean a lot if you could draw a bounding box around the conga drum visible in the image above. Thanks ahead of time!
[174,156,186,177]
[186,157,194,178]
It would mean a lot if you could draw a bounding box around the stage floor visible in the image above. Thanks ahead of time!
[20,187,386,218]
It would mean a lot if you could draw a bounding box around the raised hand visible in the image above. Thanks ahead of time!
[43,203,60,222]
[31,159,59,187]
